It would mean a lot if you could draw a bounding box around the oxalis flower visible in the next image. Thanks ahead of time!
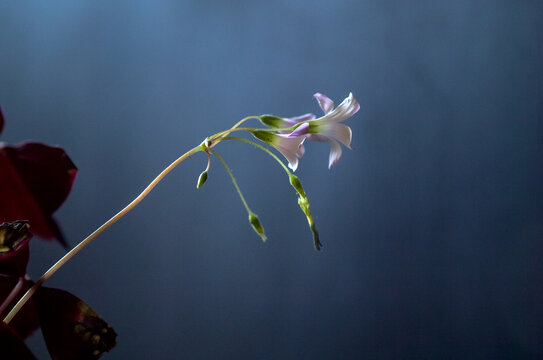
[251,131,306,171]
[260,93,360,169]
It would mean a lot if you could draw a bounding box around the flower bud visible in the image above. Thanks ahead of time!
[259,115,286,128]
[310,223,322,251]
[289,175,306,197]
[297,196,310,216]
[252,130,274,144]
[196,170,208,189]
[248,213,267,242]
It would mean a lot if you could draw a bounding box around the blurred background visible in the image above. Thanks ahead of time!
[1,1,542,358]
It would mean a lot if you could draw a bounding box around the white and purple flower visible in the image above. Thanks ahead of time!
[288,92,360,168]
[257,92,359,170]
[251,131,306,171]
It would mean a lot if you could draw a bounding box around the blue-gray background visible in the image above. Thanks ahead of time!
[1,1,542,359]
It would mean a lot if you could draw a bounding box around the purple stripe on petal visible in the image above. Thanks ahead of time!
[279,114,316,134]
[288,122,310,138]
[284,113,316,124]
[313,93,334,114]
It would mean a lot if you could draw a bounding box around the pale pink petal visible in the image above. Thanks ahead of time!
[279,114,316,134]
[278,147,299,171]
[288,122,310,138]
[328,139,343,168]
[307,134,329,142]
[319,92,360,123]
[276,136,305,171]
[315,123,352,149]
[313,93,335,114]
[296,144,305,158]
[284,113,316,124]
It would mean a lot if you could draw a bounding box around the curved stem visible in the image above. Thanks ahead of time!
[220,136,292,176]
[208,126,295,146]
[208,149,252,214]
[207,115,260,142]
[4,145,204,324]
[221,137,320,250]
[230,115,260,132]
[204,150,211,172]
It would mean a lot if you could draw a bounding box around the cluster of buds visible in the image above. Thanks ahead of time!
[200,92,360,249]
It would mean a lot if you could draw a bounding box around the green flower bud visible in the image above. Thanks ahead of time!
[252,130,275,144]
[259,115,286,128]
[196,170,208,189]
[297,196,310,216]
[289,175,306,198]
[248,213,267,242]
[310,223,322,251]
[296,196,321,250]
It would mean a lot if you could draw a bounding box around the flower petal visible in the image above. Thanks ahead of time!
[276,135,305,171]
[315,123,352,149]
[34,287,117,360]
[313,93,335,114]
[288,122,310,138]
[278,113,315,134]
[328,139,343,169]
[284,113,316,124]
[0,142,77,246]
[307,134,329,143]
[296,143,306,158]
[317,92,360,123]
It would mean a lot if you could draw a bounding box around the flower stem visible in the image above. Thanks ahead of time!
[219,136,292,176]
[221,137,321,250]
[4,144,204,324]
[209,126,295,145]
[207,115,260,142]
[208,149,267,242]
[208,149,252,214]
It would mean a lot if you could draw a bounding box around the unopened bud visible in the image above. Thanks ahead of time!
[310,223,322,251]
[296,196,322,251]
[259,115,286,128]
[248,213,267,242]
[196,170,208,189]
[252,130,275,144]
[289,175,306,197]
[297,196,310,215]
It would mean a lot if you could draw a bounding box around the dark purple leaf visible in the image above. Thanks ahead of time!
[0,142,77,246]
[35,287,117,359]
[0,321,36,360]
